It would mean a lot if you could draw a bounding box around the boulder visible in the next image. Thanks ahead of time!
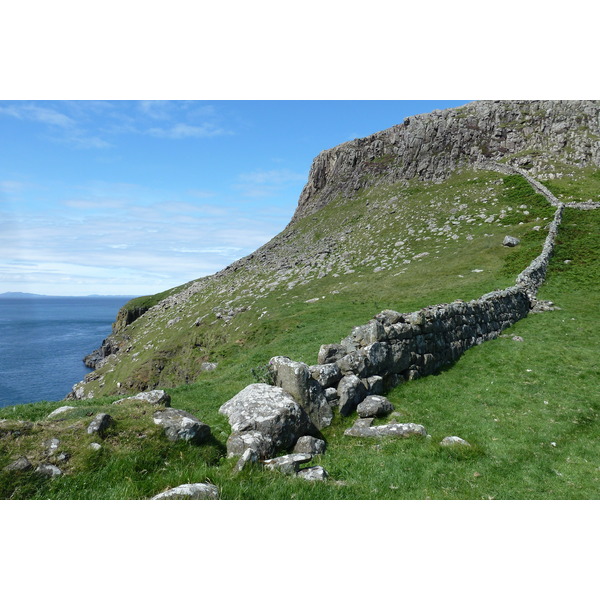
[270,356,333,430]
[297,466,329,481]
[293,435,326,455]
[356,395,395,418]
[87,413,114,436]
[262,453,312,475]
[337,374,368,416]
[151,482,219,500]
[46,406,76,419]
[503,235,521,247]
[153,408,211,444]
[219,383,313,459]
[113,389,171,406]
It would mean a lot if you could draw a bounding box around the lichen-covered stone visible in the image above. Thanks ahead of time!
[87,413,114,436]
[219,383,313,459]
[356,395,394,418]
[153,408,210,444]
[151,482,219,500]
[297,466,329,481]
[440,436,471,447]
[113,389,171,406]
[293,435,326,455]
[337,374,367,416]
[344,421,427,438]
[262,453,312,475]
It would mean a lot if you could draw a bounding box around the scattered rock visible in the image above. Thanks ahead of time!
[337,374,368,416]
[262,453,312,475]
[503,235,521,247]
[234,447,259,472]
[43,438,61,456]
[4,456,32,472]
[153,408,211,444]
[87,413,114,436]
[356,395,394,418]
[201,362,218,372]
[317,344,347,365]
[297,466,329,481]
[440,436,471,447]
[293,435,326,455]
[113,389,171,406]
[151,482,219,500]
[89,442,102,451]
[35,464,63,477]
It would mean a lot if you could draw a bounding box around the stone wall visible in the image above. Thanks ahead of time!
[269,170,565,425]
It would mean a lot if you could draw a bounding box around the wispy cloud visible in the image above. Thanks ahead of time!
[235,168,306,197]
[146,122,230,139]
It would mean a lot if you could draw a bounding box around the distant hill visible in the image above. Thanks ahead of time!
[0,292,46,298]
[0,292,135,299]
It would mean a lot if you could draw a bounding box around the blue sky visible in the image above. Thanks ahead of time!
[0,100,469,296]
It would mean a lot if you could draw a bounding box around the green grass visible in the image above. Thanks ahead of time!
[1,169,598,500]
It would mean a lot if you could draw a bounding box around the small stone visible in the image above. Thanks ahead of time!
[201,362,218,372]
[440,436,471,447]
[512,336,524,342]
[4,456,32,472]
[89,443,102,451]
[151,483,219,500]
[262,453,312,475]
[113,389,171,406]
[296,466,329,481]
[293,435,326,455]
[43,438,61,456]
[35,464,63,477]
[153,408,211,444]
[234,447,259,472]
[503,235,521,247]
[356,395,394,418]
[87,413,114,436]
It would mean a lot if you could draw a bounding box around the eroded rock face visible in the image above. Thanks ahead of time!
[219,383,314,459]
[153,409,210,443]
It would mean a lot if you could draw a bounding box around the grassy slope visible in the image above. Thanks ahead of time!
[1,168,598,499]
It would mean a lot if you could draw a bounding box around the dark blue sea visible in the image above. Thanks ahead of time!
[0,296,134,408]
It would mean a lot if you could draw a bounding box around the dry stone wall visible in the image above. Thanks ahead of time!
[266,168,565,426]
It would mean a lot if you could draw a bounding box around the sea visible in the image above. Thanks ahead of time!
[0,296,134,408]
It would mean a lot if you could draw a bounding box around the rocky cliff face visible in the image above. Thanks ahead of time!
[293,100,600,222]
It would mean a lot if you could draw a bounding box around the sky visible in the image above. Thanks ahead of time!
[0,100,470,296]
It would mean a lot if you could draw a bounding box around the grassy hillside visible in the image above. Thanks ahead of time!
[1,168,598,499]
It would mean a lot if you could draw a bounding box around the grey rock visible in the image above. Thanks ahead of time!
[219,384,313,459]
[4,456,32,472]
[309,363,342,388]
[270,356,333,430]
[151,482,219,500]
[87,413,114,436]
[234,447,259,472]
[293,435,326,455]
[356,395,395,418]
[365,375,384,395]
[324,387,339,405]
[344,421,427,438]
[153,408,211,443]
[89,442,102,451]
[297,466,329,481]
[512,336,524,342]
[440,436,471,447]
[46,405,76,419]
[337,374,368,416]
[503,235,521,247]
[35,464,63,477]
[317,344,347,365]
[201,362,218,372]
[113,389,171,406]
[262,453,313,475]
[43,438,61,456]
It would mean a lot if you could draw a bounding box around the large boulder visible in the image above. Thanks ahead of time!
[356,395,394,418]
[270,357,333,429]
[219,383,314,459]
[153,408,211,444]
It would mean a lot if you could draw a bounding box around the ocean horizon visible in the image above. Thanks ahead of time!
[0,295,134,408]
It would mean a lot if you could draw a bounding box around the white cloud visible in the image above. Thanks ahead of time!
[146,122,230,139]
[235,168,306,197]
